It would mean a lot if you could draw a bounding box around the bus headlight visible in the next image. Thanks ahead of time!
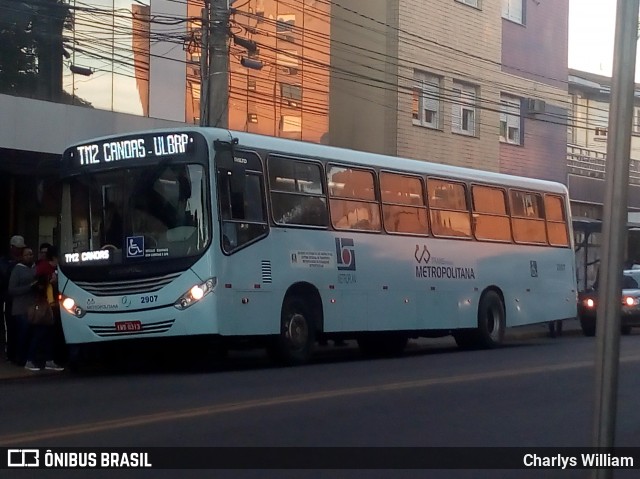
[61,296,86,318]
[174,277,217,310]
[623,296,640,307]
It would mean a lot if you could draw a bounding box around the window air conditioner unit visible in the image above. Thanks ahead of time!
[281,67,298,75]
[526,98,546,114]
[279,34,295,43]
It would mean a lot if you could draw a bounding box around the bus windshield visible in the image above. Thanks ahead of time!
[61,163,210,266]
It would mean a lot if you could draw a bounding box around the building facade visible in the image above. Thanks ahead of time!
[1,0,569,253]
[329,0,569,185]
[567,69,640,288]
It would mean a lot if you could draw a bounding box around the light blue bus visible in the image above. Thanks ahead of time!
[58,128,577,365]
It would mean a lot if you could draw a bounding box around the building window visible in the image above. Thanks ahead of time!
[634,107,640,135]
[280,83,302,107]
[248,113,258,123]
[412,71,442,129]
[276,14,296,32]
[594,127,608,141]
[500,94,521,145]
[248,78,257,91]
[457,0,480,7]
[280,115,302,132]
[276,50,299,68]
[452,81,477,136]
[502,0,523,24]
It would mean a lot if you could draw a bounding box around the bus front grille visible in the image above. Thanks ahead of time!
[89,319,175,337]
[75,272,182,296]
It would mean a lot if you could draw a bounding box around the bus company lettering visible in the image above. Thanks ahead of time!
[415,265,476,280]
[336,238,356,271]
[414,244,475,279]
[85,298,119,311]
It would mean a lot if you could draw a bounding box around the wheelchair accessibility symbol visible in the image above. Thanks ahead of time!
[126,236,145,258]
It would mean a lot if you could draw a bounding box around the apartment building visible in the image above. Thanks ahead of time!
[330,0,569,186]
[567,68,640,216]
[567,69,640,288]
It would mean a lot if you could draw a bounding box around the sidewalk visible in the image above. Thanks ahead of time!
[0,319,584,381]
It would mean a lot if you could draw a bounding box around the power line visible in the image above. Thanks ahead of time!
[1,0,613,137]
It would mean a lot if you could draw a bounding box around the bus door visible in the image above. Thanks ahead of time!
[215,144,272,335]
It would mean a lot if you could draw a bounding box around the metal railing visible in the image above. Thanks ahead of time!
[567,144,640,185]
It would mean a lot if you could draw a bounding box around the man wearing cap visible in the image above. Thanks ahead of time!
[0,235,25,362]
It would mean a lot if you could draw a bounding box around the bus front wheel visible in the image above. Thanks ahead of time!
[268,296,316,365]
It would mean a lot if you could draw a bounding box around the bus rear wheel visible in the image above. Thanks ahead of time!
[476,290,505,348]
[454,291,505,349]
[268,296,316,365]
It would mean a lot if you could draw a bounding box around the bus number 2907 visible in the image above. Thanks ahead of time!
[141,295,158,304]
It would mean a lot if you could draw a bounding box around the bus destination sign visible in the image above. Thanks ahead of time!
[75,133,193,166]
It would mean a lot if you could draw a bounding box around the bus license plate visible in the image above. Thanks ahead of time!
[115,321,142,332]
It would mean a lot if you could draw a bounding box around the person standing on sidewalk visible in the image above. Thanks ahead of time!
[35,245,66,367]
[25,273,64,372]
[0,235,26,362]
[7,246,36,367]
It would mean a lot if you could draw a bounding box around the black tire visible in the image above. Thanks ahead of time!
[268,296,316,365]
[580,317,596,337]
[475,290,506,348]
[357,333,408,358]
[621,325,632,335]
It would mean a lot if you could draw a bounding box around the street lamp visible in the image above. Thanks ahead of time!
[69,64,93,76]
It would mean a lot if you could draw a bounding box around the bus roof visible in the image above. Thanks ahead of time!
[65,126,569,196]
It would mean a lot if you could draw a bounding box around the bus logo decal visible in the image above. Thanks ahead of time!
[336,238,356,271]
[415,245,431,264]
[126,236,145,258]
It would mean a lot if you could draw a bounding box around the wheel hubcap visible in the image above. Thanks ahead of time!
[286,313,308,349]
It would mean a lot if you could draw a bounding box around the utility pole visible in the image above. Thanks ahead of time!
[205,0,229,128]
[591,1,639,478]
[199,6,209,126]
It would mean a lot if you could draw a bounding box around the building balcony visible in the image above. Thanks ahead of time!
[567,143,640,186]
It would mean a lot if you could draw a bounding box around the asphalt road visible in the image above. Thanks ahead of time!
[2,325,639,479]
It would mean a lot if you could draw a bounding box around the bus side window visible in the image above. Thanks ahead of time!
[327,165,380,231]
[427,178,471,238]
[269,156,328,227]
[380,172,428,235]
[545,194,569,247]
[510,190,546,244]
[471,185,511,242]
